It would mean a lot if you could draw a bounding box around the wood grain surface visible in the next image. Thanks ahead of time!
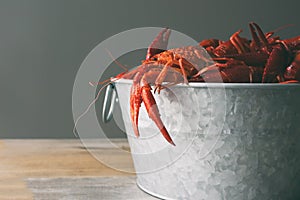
[27,176,157,200]
[0,139,136,200]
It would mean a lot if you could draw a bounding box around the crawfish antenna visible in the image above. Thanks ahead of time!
[105,48,128,72]
[88,79,111,87]
[73,82,111,137]
[271,24,295,34]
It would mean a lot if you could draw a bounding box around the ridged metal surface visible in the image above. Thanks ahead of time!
[115,79,300,200]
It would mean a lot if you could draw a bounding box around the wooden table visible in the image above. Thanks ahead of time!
[0,139,136,200]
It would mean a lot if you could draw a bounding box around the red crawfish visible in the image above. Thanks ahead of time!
[199,22,300,83]
[109,23,300,145]
[117,29,213,145]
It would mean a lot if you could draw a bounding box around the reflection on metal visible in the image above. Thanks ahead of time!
[102,83,117,123]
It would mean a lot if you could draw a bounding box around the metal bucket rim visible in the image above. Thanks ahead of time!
[114,78,300,89]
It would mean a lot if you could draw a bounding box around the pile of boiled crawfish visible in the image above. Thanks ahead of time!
[113,22,300,145]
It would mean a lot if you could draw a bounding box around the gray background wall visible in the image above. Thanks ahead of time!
[0,0,299,138]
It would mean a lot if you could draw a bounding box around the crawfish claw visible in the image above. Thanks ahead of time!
[263,44,288,83]
[141,78,175,145]
[130,73,142,137]
[249,22,269,51]
[146,28,171,60]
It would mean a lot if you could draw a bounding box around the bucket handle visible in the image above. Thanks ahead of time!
[102,83,117,123]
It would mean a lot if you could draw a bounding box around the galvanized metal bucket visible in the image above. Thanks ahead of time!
[103,79,300,200]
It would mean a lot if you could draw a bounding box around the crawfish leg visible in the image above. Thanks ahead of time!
[122,67,141,79]
[230,30,247,54]
[140,72,175,145]
[154,56,190,94]
[178,57,189,84]
[154,61,173,94]
[146,68,184,87]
